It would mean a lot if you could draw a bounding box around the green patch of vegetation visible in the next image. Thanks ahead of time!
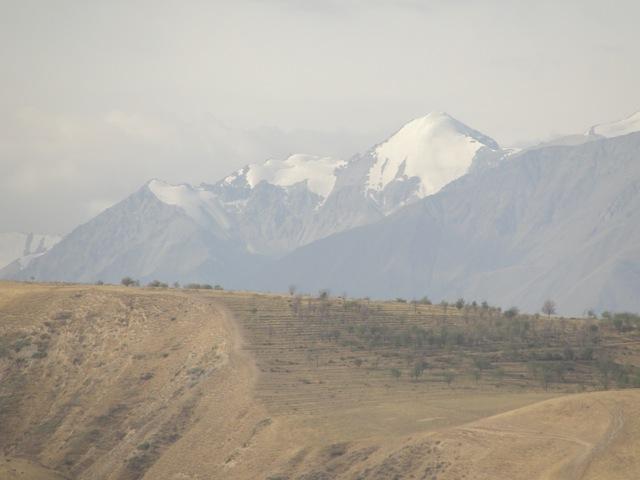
[13,336,32,352]
[185,283,214,290]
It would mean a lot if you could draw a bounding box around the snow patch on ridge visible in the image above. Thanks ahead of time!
[588,111,640,138]
[147,180,230,229]
[367,112,497,198]
[241,154,346,198]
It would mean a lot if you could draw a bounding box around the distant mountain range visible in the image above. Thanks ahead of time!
[262,132,640,315]
[0,232,60,275]
[4,111,640,315]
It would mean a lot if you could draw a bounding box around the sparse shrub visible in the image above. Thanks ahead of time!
[147,280,168,288]
[54,311,72,321]
[325,443,347,458]
[121,277,138,287]
[473,357,491,370]
[444,370,456,387]
[390,368,402,380]
[410,360,427,382]
[187,367,205,377]
[184,283,214,290]
[563,346,575,361]
[493,367,506,387]
[504,307,519,319]
[13,337,31,352]
[580,346,594,361]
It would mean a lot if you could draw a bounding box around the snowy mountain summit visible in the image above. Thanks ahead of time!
[367,112,501,199]
[147,179,231,232]
[221,154,346,201]
[328,112,505,215]
[5,112,506,282]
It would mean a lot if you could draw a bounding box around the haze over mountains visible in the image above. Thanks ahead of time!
[4,111,640,315]
[269,132,640,315]
[0,232,60,274]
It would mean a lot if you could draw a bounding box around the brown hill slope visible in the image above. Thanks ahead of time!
[0,282,271,479]
[1,282,639,479]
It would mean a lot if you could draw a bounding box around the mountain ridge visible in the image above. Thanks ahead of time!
[256,132,640,315]
[4,111,640,314]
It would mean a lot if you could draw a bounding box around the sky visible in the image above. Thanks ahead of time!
[2,0,640,234]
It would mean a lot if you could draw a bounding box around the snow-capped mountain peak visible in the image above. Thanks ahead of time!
[366,112,501,198]
[147,179,230,230]
[223,154,346,199]
[587,111,640,138]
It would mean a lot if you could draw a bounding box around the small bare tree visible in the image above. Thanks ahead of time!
[542,300,556,318]
[444,370,456,387]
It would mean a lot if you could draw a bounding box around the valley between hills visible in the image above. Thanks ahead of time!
[1,281,640,479]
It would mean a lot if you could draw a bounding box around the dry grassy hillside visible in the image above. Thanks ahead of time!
[1,282,639,479]
[0,282,270,480]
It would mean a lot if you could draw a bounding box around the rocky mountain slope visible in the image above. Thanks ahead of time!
[3,185,259,285]
[262,132,640,315]
[6,112,502,283]
[208,112,503,253]
[4,111,639,314]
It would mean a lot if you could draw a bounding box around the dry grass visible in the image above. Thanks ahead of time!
[1,281,639,479]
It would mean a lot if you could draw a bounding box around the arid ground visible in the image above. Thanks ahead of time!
[1,282,639,479]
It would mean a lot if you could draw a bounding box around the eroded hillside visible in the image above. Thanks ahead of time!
[1,282,639,479]
[0,282,271,479]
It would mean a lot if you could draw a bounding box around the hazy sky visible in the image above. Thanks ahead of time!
[2,0,640,234]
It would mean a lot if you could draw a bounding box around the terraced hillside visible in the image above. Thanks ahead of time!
[220,292,640,414]
[1,282,640,479]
